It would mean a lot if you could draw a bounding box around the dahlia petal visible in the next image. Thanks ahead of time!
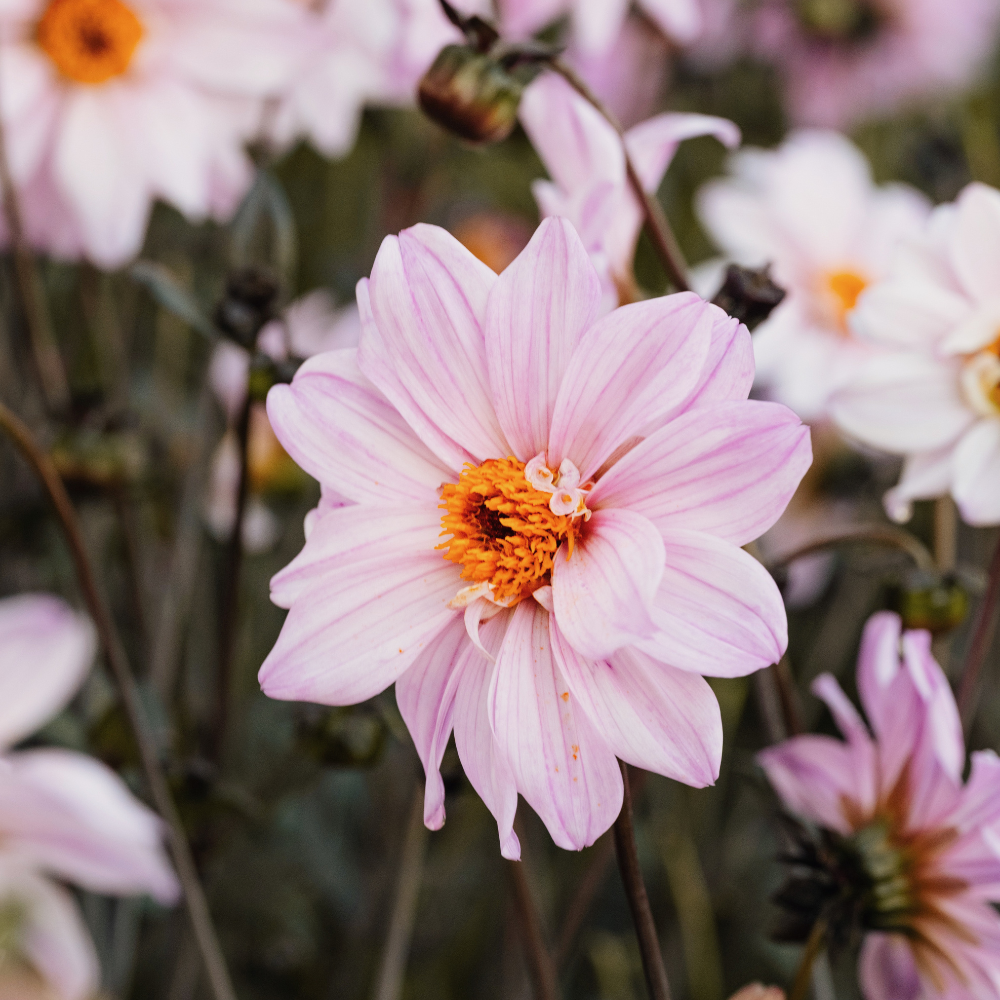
[953,420,1000,527]
[265,349,452,505]
[830,353,973,454]
[355,278,475,473]
[259,554,461,706]
[900,629,965,783]
[552,508,664,661]
[0,862,98,1000]
[757,736,870,835]
[811,673,869,745]
[858,934,922,1000]
[591,400,811,546]
[452,611,521,860]
[551,625,721,787]
[488,601,623,851]
[637,0,703,43]
[949,183,1000,304]
[884,449,954,523]
[678,312,754,410]
[486,218,602,461]
[269,505,441,610]
[636,530,786,678]
[850,280,970,353]
[0,595,95,751]
[364,226,509,464]
[395,616,469,831]
[0,750,178,903]
[572,0,628,55]
[625,113,738,193]
[955,751,1000,830]
[548,292,713,479]
[856,611,904,735]
[52,90,150,267]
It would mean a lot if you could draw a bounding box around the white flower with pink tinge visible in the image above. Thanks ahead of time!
[831,182,1000,526]
[268,0,472,158]
[0,0,313,267]
[697,130,930,421]
[0,594,178,1000]
[760,611,1000,1000]
[520,72,740,307]
[259,217,811,856]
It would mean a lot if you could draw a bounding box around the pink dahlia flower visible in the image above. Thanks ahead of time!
[697,130,930,421]
[260,217,811,856]
[831,182,1000,526]
[748,0,1000,129]
[521,72,739,307]
[0,593,179,1000]
[268,0,472,158]
[0,0,312,267]
[760,611,1000,1000]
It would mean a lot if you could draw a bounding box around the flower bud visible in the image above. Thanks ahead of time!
[888,570,968,634]
[419,44,524,145]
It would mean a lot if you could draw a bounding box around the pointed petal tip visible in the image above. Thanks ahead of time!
[500,830,521,861]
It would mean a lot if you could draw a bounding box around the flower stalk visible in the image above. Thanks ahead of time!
[0,398,238,1000]
[613,762,672,1000]
[508,834,560,1000]
[957,532,1000,728]
[546,59,691,293]
[788,918,826,1000]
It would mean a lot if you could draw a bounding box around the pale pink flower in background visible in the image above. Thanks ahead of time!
[268,0,474,158]
[760,611,1000,1000]
[831,183,1000,526]
[206,290,360,551]
[0,593,178,1000]
[697,130,930,421]
[521,72,739,306]
[0,0,313,267]
[749,0,1000,128]
[260,216,810,856]
[496,0,703,54]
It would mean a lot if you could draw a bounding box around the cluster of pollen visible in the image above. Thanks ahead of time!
[962,336,1000,418]
[438,455,590,605]
[822,269,868,332]
[37,0,144,85]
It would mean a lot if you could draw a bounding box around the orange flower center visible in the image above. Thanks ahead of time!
[824,269,868,331]
[961,336,1000,418]
[438,457,582,605]
[37,0,143,85]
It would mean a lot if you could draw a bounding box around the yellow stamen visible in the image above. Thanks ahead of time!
[825,269,868,329]
[438,456,582,605]
[38,0,143,85]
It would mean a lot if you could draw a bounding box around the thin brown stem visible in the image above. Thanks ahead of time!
[548,60,691,293]
[764,525,936,575]
[508,826,559,1000]
[0,399,238,1000]
[773,655,804,737]
[553,835,615,969]
[0,77,69,414]
[958,533,1000,729]
[788,919,826,1000]
[214,396,252,762]
[613,762,671,1000]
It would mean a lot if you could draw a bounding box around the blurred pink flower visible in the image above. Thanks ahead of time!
[0,0,313,267]
[748,0,1000,128]
[0,593,178,1000]
[832,182,1000,526]
[760,611,1000,1000]
[521,72,739,306]
[697,130,930,421]
[261,217,810,856]
[496,0,703,54]
[206,290,361,551]
[269,0,470,157]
